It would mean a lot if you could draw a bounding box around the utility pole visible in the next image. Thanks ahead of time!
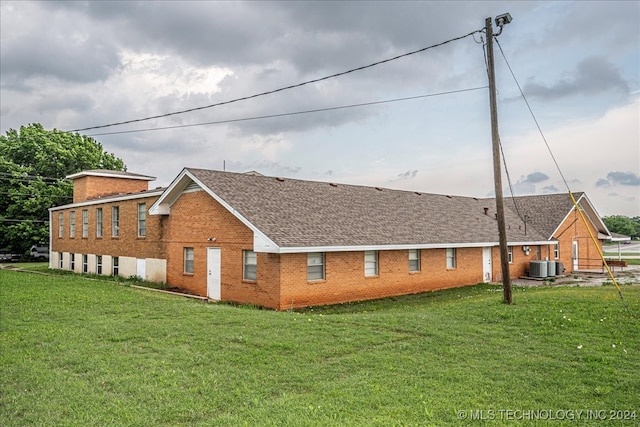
[486,15,512,304]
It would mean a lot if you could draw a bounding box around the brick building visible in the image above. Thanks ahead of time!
[49,168,612,310]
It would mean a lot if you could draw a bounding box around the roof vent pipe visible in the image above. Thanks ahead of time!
[484,207,489,215]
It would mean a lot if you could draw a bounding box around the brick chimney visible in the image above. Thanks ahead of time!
[66,170,156,203]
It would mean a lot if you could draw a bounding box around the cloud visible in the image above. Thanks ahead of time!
[225,159,302,176]
[510,172,550,195]
[595,171,640,188]
[522,57,629,100]
[0,2,121,86]
[603,171,640,186]
[392,169,418,182]
[524,172,549,184]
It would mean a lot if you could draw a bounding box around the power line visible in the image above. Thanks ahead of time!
[0,172,66,182]
[69,29,484,133]
[0,191,72,199]
[495,38,629,311]
[87,87,488,137]
[0,176,67,185]
[1,219,49,223]
[494,38,570,192]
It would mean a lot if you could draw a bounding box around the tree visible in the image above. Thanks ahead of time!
[602,215,640,239]
[0,123,125,255]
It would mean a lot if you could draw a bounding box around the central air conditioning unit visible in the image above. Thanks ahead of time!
[547,261,557,277]
[529,261,548,278]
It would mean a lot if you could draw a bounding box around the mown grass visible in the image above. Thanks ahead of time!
[1,270,639,426]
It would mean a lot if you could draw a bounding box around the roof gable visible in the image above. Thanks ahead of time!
[503,192,609,238]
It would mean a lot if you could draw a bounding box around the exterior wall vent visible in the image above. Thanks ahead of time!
[184,182,202,193]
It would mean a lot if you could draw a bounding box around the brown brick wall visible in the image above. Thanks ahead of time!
[73,175,151,203]
[163,191,281,306]
[491,245,551,281]
[51,195,164,259]
[274,248,491,309]
[553,208,604,271]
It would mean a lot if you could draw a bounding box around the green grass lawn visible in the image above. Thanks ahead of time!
[1,270,639,426]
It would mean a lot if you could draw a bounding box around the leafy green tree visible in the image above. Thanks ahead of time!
[0,123,125,255]
[603,215,640,239]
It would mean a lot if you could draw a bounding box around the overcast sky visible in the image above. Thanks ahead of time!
[1,1,638,216]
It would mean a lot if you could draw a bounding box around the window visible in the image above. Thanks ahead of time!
[96,208,103,238]
[112,206,119,237]
[82,210,89,238]
[137,203,146,237]
[243,250,257,281]
[82,254,88,273]
[58,252,63,269]
[446,248,457,269]
[507,246,513,264]
[112,256,119,276]
[307,252,325,281]
[409,249,420,272]
[364,250,378,276]
[96,255,102,275]
[69,211,76,238]
[554,243,559,259]
[184,247,194,274]
[58,213,64,238]
[70,253,75,270]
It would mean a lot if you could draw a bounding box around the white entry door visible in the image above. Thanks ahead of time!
[207,247,221,300]
[572,241,579,271]
[482,247,492,282]
[136,258,146,280]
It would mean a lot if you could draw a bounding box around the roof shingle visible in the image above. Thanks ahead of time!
[187,168,550,249]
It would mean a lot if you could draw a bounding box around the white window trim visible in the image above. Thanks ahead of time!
[112,256,119,276]
[409,249,420,272]
[82,210,89,238]
[446,248,457,269]
[137,203,146,237]
[184,247,194,274]
[112,206,119,237]
[69,211,76,238]
[96,208,103,238]
[364,250,378,277]
[243,250,257,281]
[307,252,325,281]
[58,213,64,238]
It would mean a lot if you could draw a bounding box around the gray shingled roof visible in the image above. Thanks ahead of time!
[187,168,549,249]
[503,193,585,238]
